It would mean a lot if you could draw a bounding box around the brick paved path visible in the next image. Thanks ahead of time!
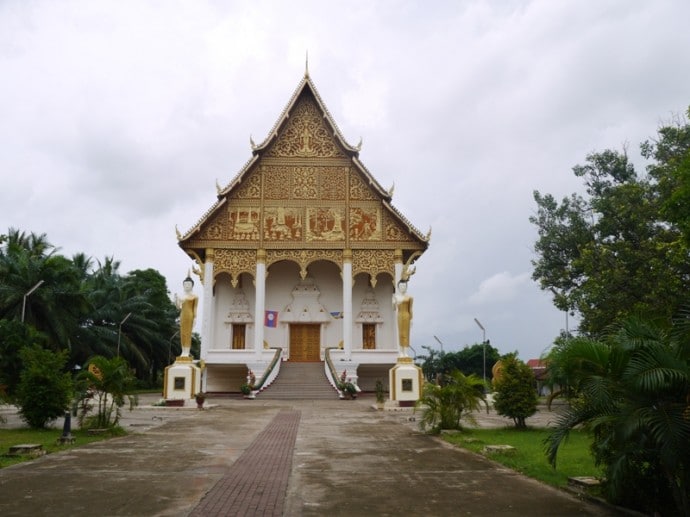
[189,410,301,517]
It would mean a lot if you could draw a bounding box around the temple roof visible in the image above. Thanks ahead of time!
[178,71,429,260]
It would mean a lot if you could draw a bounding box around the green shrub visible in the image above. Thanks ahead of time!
[416,370,487,432]
[16,346,73,428]
[492,354,538,428]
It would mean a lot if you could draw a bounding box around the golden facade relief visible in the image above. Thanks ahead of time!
[267,249,343,280]
[230,171,261,199]
[353,249,395,285]
[349,207,381,241]
[307,207,346,242]
[228,207,260,240]
[349,173,378,201]
[262,165,347,201]
[263,207,303,241]
[266,97,345,158]
[293,166,318,199]
[214,249,257,287]
[384,212,415,242]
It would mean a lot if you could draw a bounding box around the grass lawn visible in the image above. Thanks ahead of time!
[0,427,124,469]
[443,427,603,489]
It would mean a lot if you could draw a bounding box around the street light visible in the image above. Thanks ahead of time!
[168,330,180,364]
[473,318,486,386]
[117,312,132,357]
[433,335,444,353]
[21,280,44,323]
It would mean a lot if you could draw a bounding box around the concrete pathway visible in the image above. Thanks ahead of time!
[0,397,622,516]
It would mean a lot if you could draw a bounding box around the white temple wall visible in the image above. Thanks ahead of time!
[352,273,396,351]
[211,272,256,350]
[212,273,233,350]
[264,261,299,351]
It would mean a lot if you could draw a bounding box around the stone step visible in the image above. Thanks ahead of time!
[259,362,338,400]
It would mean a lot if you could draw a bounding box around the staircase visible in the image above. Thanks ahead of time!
[259,362,338,400]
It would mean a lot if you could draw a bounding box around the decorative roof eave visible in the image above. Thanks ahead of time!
[382,199,430,246]
[351,156,391,201]
[251,73,360,156]
[178,196,228,244]
[217,154,259,196]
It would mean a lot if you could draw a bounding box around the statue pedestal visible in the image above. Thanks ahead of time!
[163,356,201,402]
[389,356,423,407]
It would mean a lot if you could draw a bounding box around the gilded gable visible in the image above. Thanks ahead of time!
[179,74,429,260]
[265,94,346,158]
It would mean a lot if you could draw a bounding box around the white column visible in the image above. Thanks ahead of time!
[342,249,353,360]
[200,249,215,359]
[393,249,403,354]
[253,249,266,358]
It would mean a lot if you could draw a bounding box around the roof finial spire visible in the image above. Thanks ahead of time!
[305,50,309,78]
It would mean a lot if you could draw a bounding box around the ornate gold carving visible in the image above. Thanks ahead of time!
[264,207,303,241]
[228,207,260,240]
[231,171,261,199]
[307,207,346,242]
[263,166,292,200]
[350,172,377,201]
[350,207,381,241]
[214,249,257,287]
[266,97,345,158]
[384,211,414,242]
[293,166,318,199]
[263,165,347,201]
[353,249,395,285]
[267,249,343,279]
[320,167,347,200]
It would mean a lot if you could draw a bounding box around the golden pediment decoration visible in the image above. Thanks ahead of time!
[266,97,345,158]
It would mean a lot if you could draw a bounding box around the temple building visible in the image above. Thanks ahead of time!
[177,70,429,396]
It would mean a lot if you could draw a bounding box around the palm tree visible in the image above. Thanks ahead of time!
[416,370,488,432]
[0,228,86,350]
[544,317,690,515]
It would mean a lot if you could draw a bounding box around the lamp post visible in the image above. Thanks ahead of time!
[117,312,132,357]
[168,330,180,364]
[433,335,444,353]
[473,318,486,386]
[21,280,44,323]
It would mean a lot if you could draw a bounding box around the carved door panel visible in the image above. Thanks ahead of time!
[289,324,321,361]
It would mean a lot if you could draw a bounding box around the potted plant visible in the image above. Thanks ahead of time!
[240,383,252,396]
[337,370,360,399]
[195,391,206,409]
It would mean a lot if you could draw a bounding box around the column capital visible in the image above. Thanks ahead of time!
[205,248,215,261]
[257,248,266,263]
[394,249,403,263]
[343,248,353,262]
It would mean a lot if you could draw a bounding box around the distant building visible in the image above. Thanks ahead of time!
[177,70,429,395]
[527,359,549,396]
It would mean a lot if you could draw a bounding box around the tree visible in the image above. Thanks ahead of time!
[492,353,538,428]
[415,370,488,433]
[643,108,690,245]
[544,317,690,515]
[531,144,690,337]
[0,229,87,350]
[0,319,46,399]
[15,345,73,428]
[76,355,137,429]
[417,343,500,382]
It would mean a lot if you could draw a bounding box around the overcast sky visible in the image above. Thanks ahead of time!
[2,0,690,361]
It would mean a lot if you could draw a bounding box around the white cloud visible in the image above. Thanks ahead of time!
[468,272,531,305]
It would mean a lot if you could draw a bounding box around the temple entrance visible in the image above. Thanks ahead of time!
[289,324,321,361]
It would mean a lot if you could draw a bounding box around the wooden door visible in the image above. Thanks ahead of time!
[289,324,321,361]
